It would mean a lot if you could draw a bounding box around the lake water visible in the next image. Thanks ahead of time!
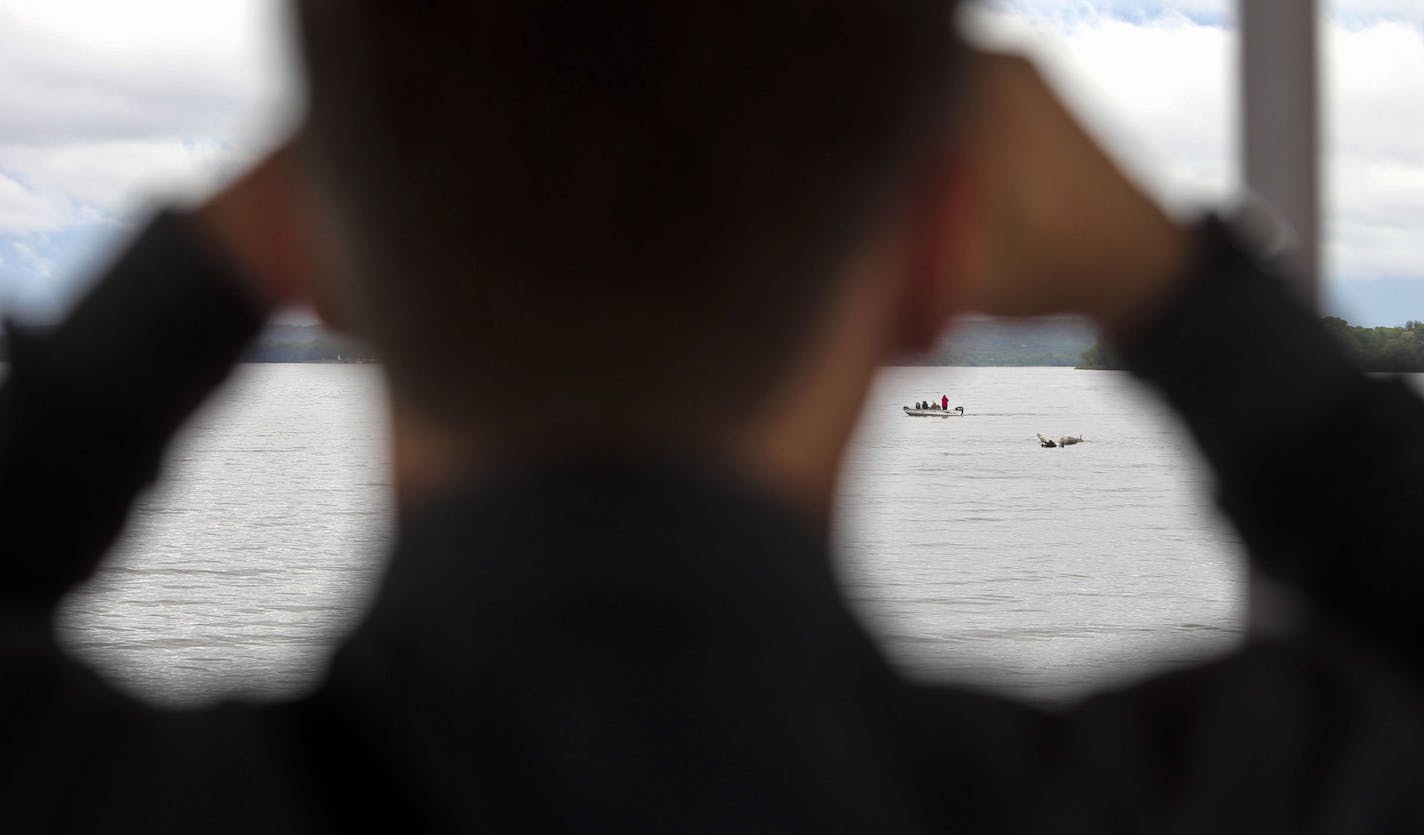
[53,364,1246,706]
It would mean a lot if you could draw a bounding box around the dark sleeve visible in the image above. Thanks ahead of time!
[1015,219,1424,832]
[0,214,329,832]
[0,211,266,610]
[1124,217,1424,669]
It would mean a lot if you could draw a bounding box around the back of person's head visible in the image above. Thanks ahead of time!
[297,0,965,447]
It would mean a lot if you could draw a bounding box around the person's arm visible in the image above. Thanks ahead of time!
[0,146,305,615]
[0,150,341,830]
[1004,222,1424,832]
[958,52,1424,667]
[0,209,278,829]
[950,52,1424,830]
[0,212,268,612]
[1123,217,1424,668]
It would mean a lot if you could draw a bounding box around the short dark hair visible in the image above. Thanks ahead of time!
[297,1,965,445]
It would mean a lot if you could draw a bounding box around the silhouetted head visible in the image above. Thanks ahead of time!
[296,0,969,456]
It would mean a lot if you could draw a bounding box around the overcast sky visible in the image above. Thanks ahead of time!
[1,0,1421,323]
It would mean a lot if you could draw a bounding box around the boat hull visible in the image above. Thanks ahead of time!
[903,407,964,417]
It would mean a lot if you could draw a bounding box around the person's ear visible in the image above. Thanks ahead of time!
[891,143,978,354]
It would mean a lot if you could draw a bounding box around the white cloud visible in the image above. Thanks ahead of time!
[0,0,297,146]
[10,240,56,280]
[0,138,245,233]
[0,169,72,234]
[1328,0,1424,27]
[983,1,1230,24]
[962,4,1237,214]
[0,0,1420,313]
[1325,20,1424,281]
[965,3,1424,284]
[0,0,298,225]
[0,0,299,307]
[991,0,1424,28]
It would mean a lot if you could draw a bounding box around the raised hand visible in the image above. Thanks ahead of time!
[953,52,1196,339]
[188,142,325,315]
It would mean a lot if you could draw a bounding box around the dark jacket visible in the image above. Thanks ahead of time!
[3,214,1423,832]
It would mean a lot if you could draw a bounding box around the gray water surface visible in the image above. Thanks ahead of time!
[56,364,1247,706]
[837,367,1243,701]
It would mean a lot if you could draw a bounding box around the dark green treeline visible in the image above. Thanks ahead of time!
[1079,318,1424,372]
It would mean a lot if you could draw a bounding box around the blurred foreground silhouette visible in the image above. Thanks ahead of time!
[4,2,1424,831]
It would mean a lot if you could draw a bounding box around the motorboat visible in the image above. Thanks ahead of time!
[903,405,965,417]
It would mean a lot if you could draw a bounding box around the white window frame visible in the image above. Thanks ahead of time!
[1241,0,1320,299]
[1241,0,1320,634]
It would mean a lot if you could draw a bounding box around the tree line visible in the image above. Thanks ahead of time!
[913,317,1095,367]
[1319,318,1424,372]
[0,324,373,364]
[241,324,376,363]
[11,316,1422,370]
[1079,318,1424,372]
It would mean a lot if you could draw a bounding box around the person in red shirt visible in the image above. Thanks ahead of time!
[941,394,949,410]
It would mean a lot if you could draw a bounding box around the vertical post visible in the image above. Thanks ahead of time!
[1240,0,1321,634]
[1240,0,1321,300]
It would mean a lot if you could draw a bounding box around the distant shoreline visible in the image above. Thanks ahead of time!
[15,314,1419,371]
